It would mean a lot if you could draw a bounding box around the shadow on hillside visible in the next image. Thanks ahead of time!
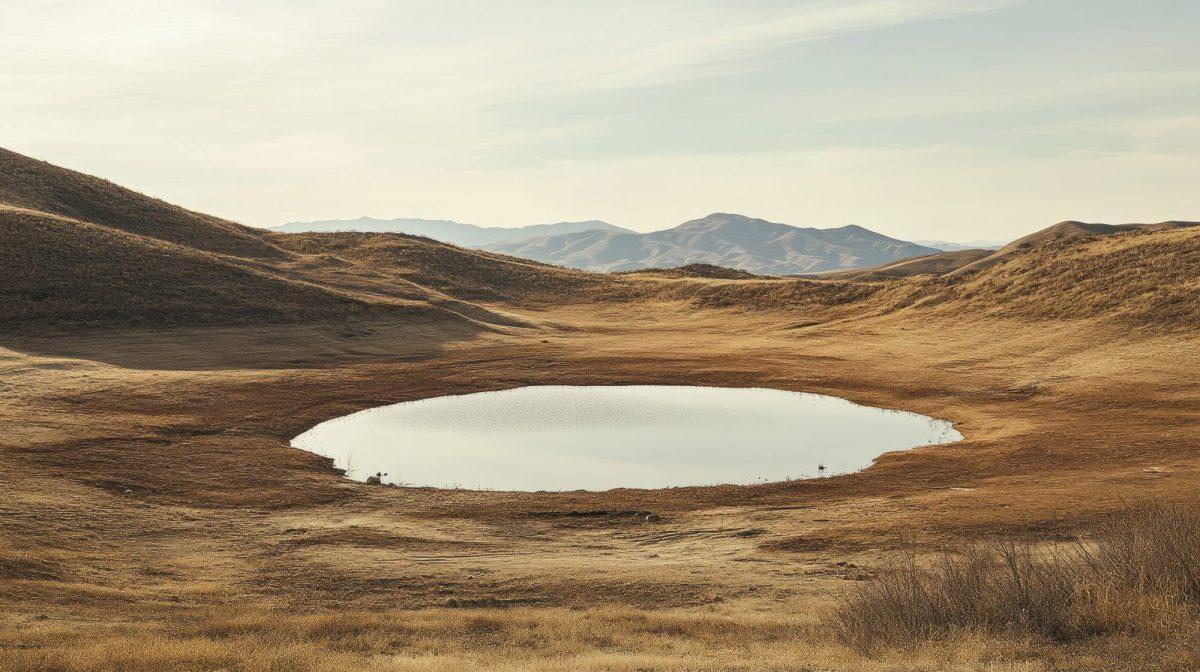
[0,316,499,371]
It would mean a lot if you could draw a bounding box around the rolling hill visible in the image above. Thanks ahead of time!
[0,204,381,329]
[481,213,940,275]
[807,249,996,281]
[273,217,631,246]
[902,223,1200,324]
[5,146,1198,335]
[945,220,1200,277]
[0,147,281,259]
[821,220,1200,281]
[0,148,532,333]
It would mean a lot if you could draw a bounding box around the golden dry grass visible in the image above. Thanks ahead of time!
[0,206,397,331]
[836,503,1200,652]
[4,604,1198,671]
[0,147,280,259]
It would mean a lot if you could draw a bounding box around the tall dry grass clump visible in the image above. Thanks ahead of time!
[836,502,1200,652]
[1077,501,1200,604]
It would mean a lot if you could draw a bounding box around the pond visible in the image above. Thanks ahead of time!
[291,385,962,492]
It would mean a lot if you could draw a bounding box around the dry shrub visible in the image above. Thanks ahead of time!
[837,502,1200,652]
[1077,501,1200,604]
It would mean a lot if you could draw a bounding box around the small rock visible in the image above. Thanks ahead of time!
[645,513,662,523]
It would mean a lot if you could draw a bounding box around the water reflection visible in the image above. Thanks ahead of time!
[291,386,962,492]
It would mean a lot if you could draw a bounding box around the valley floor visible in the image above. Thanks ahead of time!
[3,300,1199,671]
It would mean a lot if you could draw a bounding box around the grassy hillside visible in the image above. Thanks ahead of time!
[0,149,550,333]
[948,220,1200,277]
[0,148,280,259]
[0,206,409,331]
[810,249,995,281]
[8,146,1198,335]
[891,225,1200,324]
[273,232,605,302]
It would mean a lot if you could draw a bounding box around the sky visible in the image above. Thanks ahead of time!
[2,0,1197,239]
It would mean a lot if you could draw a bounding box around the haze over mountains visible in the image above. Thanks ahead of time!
[273,217,632,247]
[484,214,942,274]
[913,239,1008,252]
[280,213,941,275]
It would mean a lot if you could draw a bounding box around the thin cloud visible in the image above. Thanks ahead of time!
[1,0,1195,238]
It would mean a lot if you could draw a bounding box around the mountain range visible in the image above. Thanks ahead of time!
[279,213,941,275]
[913,239,1008,252]
[272,217,632,247]
[482,214,941,274]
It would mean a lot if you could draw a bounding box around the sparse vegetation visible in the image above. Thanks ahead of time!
[836,502,1200,653]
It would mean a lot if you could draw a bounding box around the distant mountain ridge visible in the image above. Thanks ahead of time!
[480,213,941,275]
[273,217,631,247]
[913,239,1008,252]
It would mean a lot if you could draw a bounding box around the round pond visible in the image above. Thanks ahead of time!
[291,385,961,491]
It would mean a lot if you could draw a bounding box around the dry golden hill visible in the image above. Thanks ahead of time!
[807,248,994,281]
[806,220,1200,283]
[0,147,280,258]
[0,205,402,332]
[8,144,1195,335]
[948,219,1200,276]
[0,148,554,334]
[272,231,604,303]
[878,224,1200,325]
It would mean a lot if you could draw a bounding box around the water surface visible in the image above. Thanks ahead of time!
[292,385,961,491]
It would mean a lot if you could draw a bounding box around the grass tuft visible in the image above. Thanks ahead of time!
[836,502,1200,653]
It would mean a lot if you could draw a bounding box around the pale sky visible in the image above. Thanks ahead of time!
[2,0,1197,239]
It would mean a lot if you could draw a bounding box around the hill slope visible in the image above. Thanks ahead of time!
[947,220,1200,276]
[809,249,995,281]
[819,220,1200,281]
[7,146,1198,336]
[0,149,521,334]
[273,217,631,246]
[0,205,387,330]
[898,224,1200,324]
[482,213,939,275]
[0,148,280,259]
